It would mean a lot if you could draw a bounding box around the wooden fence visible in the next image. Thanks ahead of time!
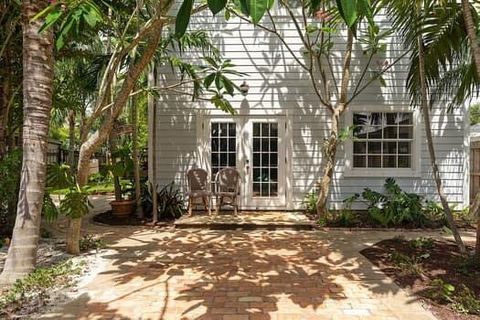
[471,141,480,203]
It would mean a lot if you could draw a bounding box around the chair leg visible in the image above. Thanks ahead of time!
[188,197,192,216]
[202,196,209,215]
[207,196,211,215]
[216,196,221,215]
[234,197,238,215]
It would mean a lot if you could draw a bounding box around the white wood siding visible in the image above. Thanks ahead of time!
[152,9,468,210]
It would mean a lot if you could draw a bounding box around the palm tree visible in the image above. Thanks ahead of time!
[0,0,54,285]
[385,0,475,253]
[461,0,480,74]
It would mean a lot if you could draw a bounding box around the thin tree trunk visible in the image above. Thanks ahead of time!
[0,0,54,286]
[131,94,144,218]
[316,30,353,218]
[67,110,76,168]
[66,26,164,254]
[418,35,466,253]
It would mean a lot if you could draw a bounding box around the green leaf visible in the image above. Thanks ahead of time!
[208,0,227,15]
[175,0,194,37]
[336,0,358,27]
[204,73,216,88]
[247,0,269,24]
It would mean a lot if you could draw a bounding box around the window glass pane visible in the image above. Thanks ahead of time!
[212,138,219,152]
[253,183,261,196]
[228,123,236,136]
[353,142,366,154]
[212,152,219,166]
[270,123,278,137]
[270,138,278,152]
[229,138,235,151]
[212,123,219,136]
[253,123,260,137]
[398,156,411,168]
[354,126,368,139]
[383,142,397,154]
[261,123,269,136]
[354,155,366,168]
[228,153,235,166]
[368,126,382,139]
[220,153,227,166]
[262,138,269,151]
[384,126,398,139]
[399,126,413,139]
[261,153,269,166]
[369,113,383,126]
[220,138,227,150]
[368,142,381,154]
[383,155,397,168]
[253,168,261,181]
[386,113,399,125]
[398,113,413,125]
[261,183,269,196]
[368,155,382,168]
[219,123,228,136]
[253,138,261,152]
[261,168,269,181]
[253,152,260,166]
[270,153,278,166]
[271,183,278,196]
[270,168,278,181]
[353,113,369,126]
[398,142,411,154]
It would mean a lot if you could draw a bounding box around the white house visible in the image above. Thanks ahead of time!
[148,7,469,211]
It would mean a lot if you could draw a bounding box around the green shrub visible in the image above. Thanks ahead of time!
[409,237,434,250]
[0,261,83,315]
[429,279,480,315]
[79,234,106,252]
[303,189,318,215]
[0,150,22,236]
[157,182,186,220]
[389,251,428,275]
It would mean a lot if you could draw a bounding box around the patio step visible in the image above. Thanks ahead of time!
[174,211,314,230]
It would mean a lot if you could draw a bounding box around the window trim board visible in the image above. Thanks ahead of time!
[344,105,422,178]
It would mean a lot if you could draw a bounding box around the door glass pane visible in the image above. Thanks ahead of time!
[252,122,279,198]
[211,122,236,181]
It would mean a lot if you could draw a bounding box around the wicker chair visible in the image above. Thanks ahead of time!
[186,168,211,215]
[214,167,240,215]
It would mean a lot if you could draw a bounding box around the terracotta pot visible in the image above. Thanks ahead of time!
[110,199,136,217]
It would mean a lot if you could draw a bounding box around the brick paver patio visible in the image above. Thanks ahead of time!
[36,196,444,319]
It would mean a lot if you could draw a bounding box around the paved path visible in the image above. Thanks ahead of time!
[39,196,451,320]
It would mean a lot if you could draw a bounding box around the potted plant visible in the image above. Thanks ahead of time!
[108,144,135,217]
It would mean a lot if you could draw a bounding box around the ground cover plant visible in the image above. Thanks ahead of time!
[305,178,473,229]
[361,237,480,320]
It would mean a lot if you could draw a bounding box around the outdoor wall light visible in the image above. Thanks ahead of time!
[239,81,250,96]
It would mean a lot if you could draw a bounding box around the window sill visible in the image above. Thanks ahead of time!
[343,168,421,178]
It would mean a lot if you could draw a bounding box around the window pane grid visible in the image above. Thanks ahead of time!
[353,112,413,169]
[211,122,236,181]
[252,122,278,197]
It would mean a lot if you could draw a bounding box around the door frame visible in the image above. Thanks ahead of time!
[199,114,291,210]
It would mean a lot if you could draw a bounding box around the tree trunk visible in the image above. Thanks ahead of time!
[316,111,340,218]
[131,95,144,218]
[462,0,480,75]
[67,109,76,168]
[417,35,466,254]
[0,0,54,286]
[65,25,164,254]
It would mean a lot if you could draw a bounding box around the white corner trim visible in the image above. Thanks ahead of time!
[463,101,471,208]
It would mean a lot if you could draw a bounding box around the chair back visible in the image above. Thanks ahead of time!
[187,168,209,191]
[215,168,240,193]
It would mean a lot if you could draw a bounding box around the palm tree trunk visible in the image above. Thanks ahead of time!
[462,0,480,74]
[0,0,54,286]
[418,35,466,254]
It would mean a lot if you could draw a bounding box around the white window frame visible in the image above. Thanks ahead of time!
[344,105,421,177]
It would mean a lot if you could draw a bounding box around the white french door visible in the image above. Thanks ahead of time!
[205,116,286,210]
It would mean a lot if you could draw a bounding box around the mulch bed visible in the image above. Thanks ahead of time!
[92,210,174,226]
[361,238,480,320]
